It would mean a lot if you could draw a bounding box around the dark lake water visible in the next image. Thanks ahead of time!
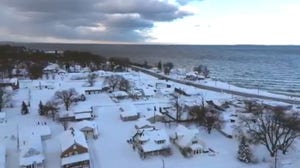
[20,43,300,97]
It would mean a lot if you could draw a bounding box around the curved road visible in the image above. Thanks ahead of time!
[131,66,300,105]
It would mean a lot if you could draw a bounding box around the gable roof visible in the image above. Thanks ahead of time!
[59,128,88,152]
[19,135,44,166]
[69,120,97,130]
[136,129,170,152]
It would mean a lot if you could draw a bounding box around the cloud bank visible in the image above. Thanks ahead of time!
[0,0,195,42]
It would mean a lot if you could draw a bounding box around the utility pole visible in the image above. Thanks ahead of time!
[162,159,165,168]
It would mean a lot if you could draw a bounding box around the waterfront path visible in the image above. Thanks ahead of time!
[131,66,300,105]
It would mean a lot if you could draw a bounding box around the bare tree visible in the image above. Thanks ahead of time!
[104,75,131,92]
[87,73,98,86]
[205,110,222,134]
[54,88,78,111]
[119,78,131,92]
[242,107,300,157]
[189,98,207,125]
[243,100,263,113]
[43,100,59,120]
[104,75,122,91]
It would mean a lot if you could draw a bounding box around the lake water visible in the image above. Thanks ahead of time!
[21,43,300,97]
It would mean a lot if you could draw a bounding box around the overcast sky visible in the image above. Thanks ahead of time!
[1,0,300,44]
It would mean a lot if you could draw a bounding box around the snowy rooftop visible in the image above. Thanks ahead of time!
[138,129,170,152]
[173,125,205,149]
[19,135,44,166]
[75,113,93,120]
[120,104,138,117]
[59,129,88,152]
[43,63,59,71]
[111,91,128,97]
[68,120,97,131]
[134,118,155,130]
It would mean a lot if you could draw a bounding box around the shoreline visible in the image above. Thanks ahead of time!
[131,65,300,105]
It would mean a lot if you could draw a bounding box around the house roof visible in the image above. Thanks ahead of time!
[68,120,97,132]
[172,125,205,149]
[75,113,92,120]
[61,153,90,166]
[111,91,128,97]
[135,118,155,130]
[59,129,88,152]
[138,129,170,152]
[43,63,59,71]
[19,135,45,166]
[119,104,138,117]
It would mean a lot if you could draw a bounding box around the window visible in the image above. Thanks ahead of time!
[73,145,77,150]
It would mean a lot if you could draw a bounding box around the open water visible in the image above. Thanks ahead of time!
[21,43,300,97]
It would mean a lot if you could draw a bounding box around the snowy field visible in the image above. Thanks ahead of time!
[1,70,299,168]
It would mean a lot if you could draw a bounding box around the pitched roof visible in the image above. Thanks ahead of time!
[59,128,88,152]
[19,135,44,166]
[136,129,170,152]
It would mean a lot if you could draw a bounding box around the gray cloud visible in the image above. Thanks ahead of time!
[0,0,195,42]
[176,0,203,5]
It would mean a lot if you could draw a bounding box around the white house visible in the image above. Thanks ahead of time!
[43,63,59,74]
[59,128,90,168]
[171,125,207,157]
[119,104,140,121]
[18,125,52,168]
[19,135,45,168]
[132,128,171,159]
[111,91,129,99]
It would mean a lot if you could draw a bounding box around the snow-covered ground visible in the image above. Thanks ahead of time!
[0,70,299,168]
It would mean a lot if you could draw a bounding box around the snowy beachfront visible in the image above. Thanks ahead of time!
[0,69,299,168]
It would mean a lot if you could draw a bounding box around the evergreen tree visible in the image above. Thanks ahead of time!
[237,136,252,163]
[157,61,162,71]
[21,101,29,115]
[38,101,44,116]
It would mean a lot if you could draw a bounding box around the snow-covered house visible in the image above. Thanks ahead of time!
[0,112,6,124]
[18,125,51,167]
[43,63,59,74]
[185,71,205,81]
[132,128,171,159]
[119,104,140,121]
[170,125,207,157]
[68,120,99,139]
[134,118,155,131]
[59,106,94,122]
[19,135,45,168]
[59,128,90,168]
[0,78,19,90]
[0,145,5,168]
[84,88,103,95]
[111,91,129,99]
